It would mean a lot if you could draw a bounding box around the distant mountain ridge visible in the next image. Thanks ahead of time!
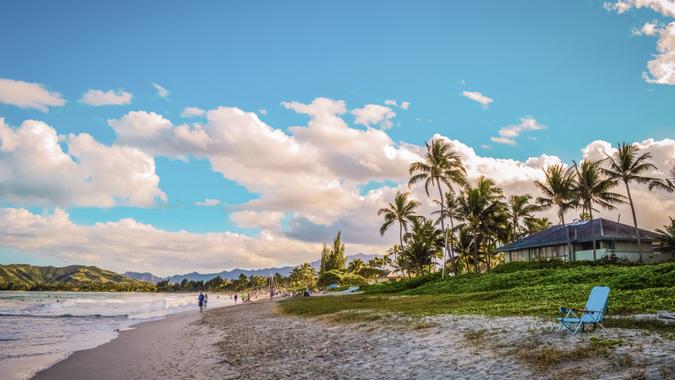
[0,264,155,291]
[124,253,381,283]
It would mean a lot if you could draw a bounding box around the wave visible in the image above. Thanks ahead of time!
[0,313,128,319]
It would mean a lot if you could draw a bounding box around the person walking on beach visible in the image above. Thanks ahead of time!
[234,293,238,304]
[198,291,205,312]
[203,293,208,309]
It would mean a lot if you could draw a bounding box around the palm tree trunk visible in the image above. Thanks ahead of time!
[449,216,456,273]
[589,201,596,261]
[397,222,402,264]
[624,181,643,262]
[473,236,480,273]
[436,178,448,278]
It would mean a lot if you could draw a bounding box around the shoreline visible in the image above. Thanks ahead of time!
[29,298,675,379]
[31,304,229,380]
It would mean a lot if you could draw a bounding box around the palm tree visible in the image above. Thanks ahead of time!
[378,191,419,261]
[535,164,577,225]
[431,192,460,270]
[603,142,659,257]
[524,217,551,235]
[654,217,675,256]
[573,160,625,220]
[648,166,675,193]
[507,194,541,240]
[401,217,444,275]
[347,259,367,274]
[454,177,506,272]
[409,138,466,277]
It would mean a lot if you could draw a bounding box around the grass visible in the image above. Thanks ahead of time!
[279,262,675,323]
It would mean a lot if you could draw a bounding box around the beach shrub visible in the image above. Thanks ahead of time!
[318,270,343,287]
[338,273,369,286]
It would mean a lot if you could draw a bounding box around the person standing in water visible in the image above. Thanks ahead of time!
[203,293,208,309]
[198,291,205,312]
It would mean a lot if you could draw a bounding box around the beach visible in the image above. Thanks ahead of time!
[31,298,674,379]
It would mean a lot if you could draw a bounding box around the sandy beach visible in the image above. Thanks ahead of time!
[30,299,674,380]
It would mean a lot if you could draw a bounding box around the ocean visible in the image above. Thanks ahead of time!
[0,291,232,380]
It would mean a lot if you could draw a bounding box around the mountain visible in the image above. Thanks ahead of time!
[0,264,156,291]
[157,253,381,283]
[123,271,163,283]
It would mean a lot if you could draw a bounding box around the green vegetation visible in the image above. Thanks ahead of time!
[0,264,155,291]
[279,262,675,323]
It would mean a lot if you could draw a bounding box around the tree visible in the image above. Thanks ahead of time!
[648,166,675,193]
[603,142,659,258]
[409,138,466,277]
[378,191,419,261]
[524,217,551,235]
[455,177,508,272]
[400,217,444,275]
[535,164,577,225]
[347,258,366,274]
[289,263,317,290]
[654,217,675,255]
[573,160,625,220]
[507,194,541,240]
[431,192,460,269]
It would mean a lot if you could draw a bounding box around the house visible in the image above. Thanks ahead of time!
[497,218,672,263]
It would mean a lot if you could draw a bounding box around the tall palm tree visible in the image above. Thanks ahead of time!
[603,142,658,257]
[431,192,460,270]
[507,194,541,240]
[654,217,675,256]
[535,164,577,225]
[573,160,625,220]
[378,191,419,260]
[409,138,466,277]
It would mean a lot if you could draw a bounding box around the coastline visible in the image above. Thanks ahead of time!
[31,305,229,380]
[29,299,675,379]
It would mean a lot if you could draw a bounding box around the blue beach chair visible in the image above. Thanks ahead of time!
[558,286,610,335]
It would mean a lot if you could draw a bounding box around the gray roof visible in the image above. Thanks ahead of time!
[497,218,659,252]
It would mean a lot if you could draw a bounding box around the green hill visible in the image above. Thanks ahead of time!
[0,264,156,291]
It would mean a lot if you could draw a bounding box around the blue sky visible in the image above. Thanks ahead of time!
[0,0,673,274]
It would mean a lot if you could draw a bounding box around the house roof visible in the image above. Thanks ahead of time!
[497,218,659,252]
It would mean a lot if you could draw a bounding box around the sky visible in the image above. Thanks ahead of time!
[0,0,673,276]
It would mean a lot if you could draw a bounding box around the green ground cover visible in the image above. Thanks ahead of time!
[279,262,675,324]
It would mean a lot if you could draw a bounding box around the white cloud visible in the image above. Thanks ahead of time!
[642,22,675,85]
[490,136,516,145]
[0,118,166,208]
[605,0,675,17]
[491,117,546,145]
[81,89,132,106]
[231,210,284,231]
[607,1,675,85]
[461,91,494,109]
[0,78,65,112]
[181,107,206,118]
[194,198,220,207]
[107,98,417,226]
[632,21,660,36]
[0,208,389,275]
[351,104,397,129]
[152,82,170,98]
[258,109,268,115]
[383,100,409,110]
